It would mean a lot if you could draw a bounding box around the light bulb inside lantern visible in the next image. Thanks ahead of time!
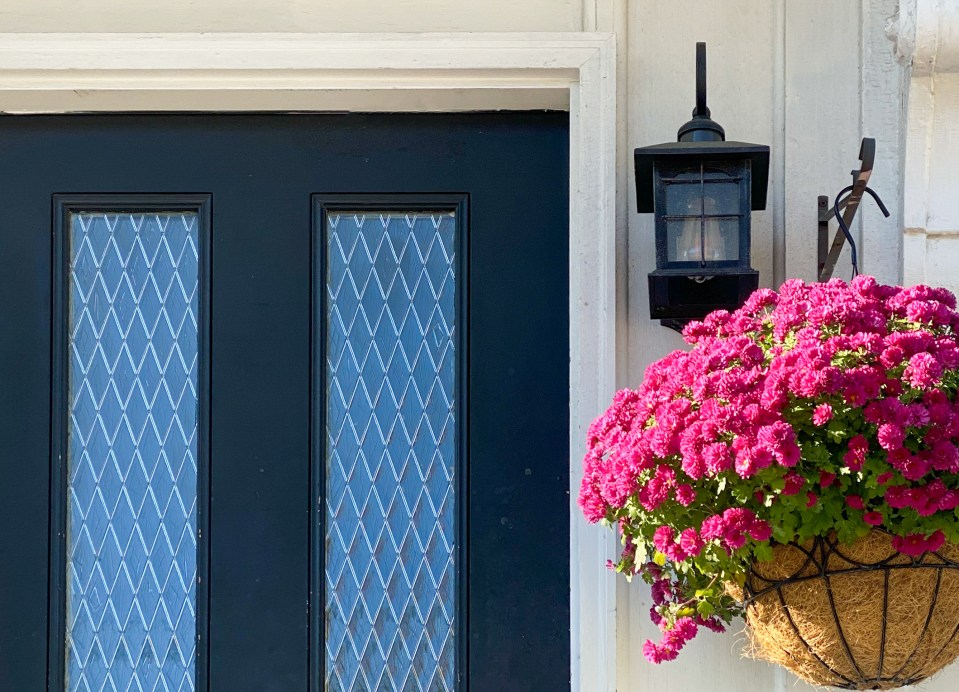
[675,195,726,264]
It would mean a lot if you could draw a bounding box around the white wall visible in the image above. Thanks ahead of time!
[4,0,953,689]
[904,1,959,300]
[0,0,583,32]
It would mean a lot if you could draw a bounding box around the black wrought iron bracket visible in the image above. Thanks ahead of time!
[817,137,889,281]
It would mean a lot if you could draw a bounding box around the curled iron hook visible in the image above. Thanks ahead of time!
[832,184,891,278]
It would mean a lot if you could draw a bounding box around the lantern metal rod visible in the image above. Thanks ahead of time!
[695,42,709,118]
[817,137,883,281]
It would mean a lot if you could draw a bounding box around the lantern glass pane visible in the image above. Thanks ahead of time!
[702,165,736,180]
[702,183,740,216]
[717,218,740,261]
[665,181,702,218]
[667,218,702,263]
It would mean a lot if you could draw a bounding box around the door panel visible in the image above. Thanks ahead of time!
[0,113,569,691]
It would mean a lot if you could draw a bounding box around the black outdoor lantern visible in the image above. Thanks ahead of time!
[635,43,769,330]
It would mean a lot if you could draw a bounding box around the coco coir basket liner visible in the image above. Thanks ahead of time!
[738,531,959,690]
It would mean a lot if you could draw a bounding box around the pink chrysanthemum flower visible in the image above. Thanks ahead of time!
[812,403,833,426]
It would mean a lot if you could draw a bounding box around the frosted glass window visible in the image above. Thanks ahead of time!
[66,212,199,691]
[325,211,457,691]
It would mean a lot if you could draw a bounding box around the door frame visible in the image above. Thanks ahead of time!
[0,32,618,691]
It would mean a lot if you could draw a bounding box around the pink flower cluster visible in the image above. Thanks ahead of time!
[892,530,946,555]
[700,508,772,550]
[645,570,727,661]
[885,480,959,519]
[653,525,705,562]
[642,617,698,663]
[580,276,959,662]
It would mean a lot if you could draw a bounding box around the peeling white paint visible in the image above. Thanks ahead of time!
[890,0,918,65]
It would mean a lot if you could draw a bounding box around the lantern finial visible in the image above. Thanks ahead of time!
[678,42,726,143]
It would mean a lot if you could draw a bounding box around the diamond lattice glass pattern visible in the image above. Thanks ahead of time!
[67,212,199,692]
[325,211,457,691]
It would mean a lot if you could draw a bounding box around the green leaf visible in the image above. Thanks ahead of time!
[752,543,773,562]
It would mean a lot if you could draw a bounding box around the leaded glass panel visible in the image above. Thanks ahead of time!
[324,211,457,692]
[66,211,199,692]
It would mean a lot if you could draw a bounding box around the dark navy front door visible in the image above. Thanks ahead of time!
[0,113,569,691]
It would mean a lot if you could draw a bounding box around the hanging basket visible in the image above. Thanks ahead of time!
[742,530,959,690]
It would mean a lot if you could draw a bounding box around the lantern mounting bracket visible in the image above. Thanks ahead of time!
[694,41,709,118]
[677,42,725,143]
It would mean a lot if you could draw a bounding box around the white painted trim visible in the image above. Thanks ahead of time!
[0,32,618,691]
[913,0,959,75]
[568,36,619,692]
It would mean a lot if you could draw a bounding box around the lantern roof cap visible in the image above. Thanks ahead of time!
[633,141,770,213]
